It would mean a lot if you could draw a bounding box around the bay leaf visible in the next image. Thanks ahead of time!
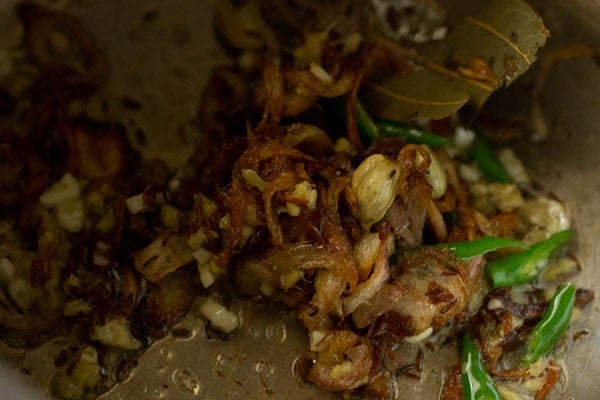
[362,0,549,121]
[365,68,469,120]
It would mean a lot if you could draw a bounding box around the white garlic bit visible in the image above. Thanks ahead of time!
[498,148,530,184]
[404,327,433,344]
[39,173,81,207]
[520,197,570,234]
[198,297,240,334]
[56,199,85,233]
[90,318,141,350]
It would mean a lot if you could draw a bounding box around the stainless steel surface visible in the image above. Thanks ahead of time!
[0,0,599,399]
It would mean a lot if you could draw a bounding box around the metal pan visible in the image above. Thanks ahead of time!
[0,0,598,398]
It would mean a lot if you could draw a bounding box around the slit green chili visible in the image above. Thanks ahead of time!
[437,236,527,260]
[356,100,450,147]
[486,229,573,288]
[461,334,502,400]
[522,282,576,366]
[356,99,379,140]
[470,137,512,183]
[376,119,450,147]
[390,236,526,266]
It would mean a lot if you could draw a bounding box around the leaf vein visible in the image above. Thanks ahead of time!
[464,16,531,65]
[369,83,469,106]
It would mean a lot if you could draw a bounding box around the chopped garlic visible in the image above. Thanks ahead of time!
[260,282,274,296]
[520,197,570,234]
[160,204,181,228]
[187,228,209,250]
[187,228,219,250]
[198,194,218,216]
[496,384,528,400]
[454,126,476,150]
[125,193,146,214]
[404,327,433,344]
[40,173,81,207]
[0,257,16,283]
[528,359,547,376]
[285,202,301,217]
[470,182,524,214]
[92,252,109,267]
[192,247,214,265]
[198,261,216,288]
[498,148,530,184]
[309,62,333,83]
[522,228,550,245]
[330,361,353,380]
[541,257,579,282]
[487,298,504,310]
[293,30,329,66]
[56,199,85,233]
[64,299,92,316]
[90,318,141,350]
[92,242,111,267]
[8,277,34,311]
[470,182,494,215]
[198,297,239,334]
[95,210,115,234]
[292,181,317,210]
[523,377,545,392]
[168,178,182,192]
[341,32,363,55]
[53,347,100,400]
[239,224,255,247]
[488,183,524,212]
[238,50,258,73]
[85,191,105,215]
[333,137,356,156]
[241,169,266,191]
[309,330,327,352]
[219,214,230,230]
[459,163,482,183]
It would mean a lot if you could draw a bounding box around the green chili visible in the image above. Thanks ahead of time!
[356,99,380,140]
[522,283,576,366]
[376,119,450,147]
[470,137,512,183]
[438,236,527,260]
[390,237,525,266]
[461,334,502,400]
[356,99,450,147]
[486,229,573,288]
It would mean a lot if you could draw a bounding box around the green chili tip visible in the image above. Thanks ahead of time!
[486,229,573,289]
[470,137,512,183]
[522,282,576,367]
[461,334,502,400]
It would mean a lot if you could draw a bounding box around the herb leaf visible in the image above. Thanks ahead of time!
[362,0,549,121]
